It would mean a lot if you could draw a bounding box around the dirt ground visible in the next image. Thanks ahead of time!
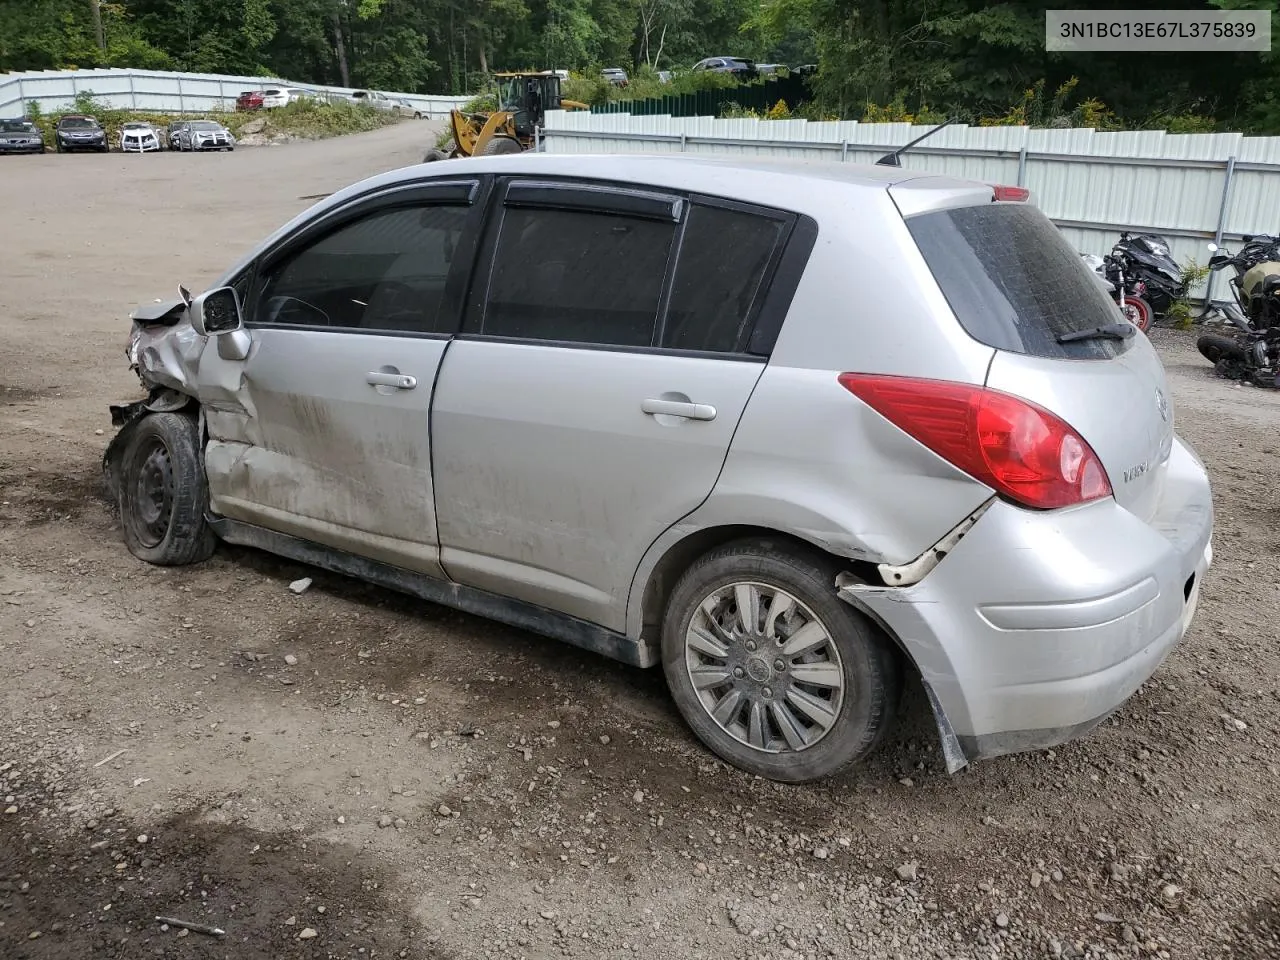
[1,122,1278,960]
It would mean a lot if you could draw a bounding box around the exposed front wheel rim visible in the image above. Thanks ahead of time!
[683,581,846,755]
[127,437,175,549]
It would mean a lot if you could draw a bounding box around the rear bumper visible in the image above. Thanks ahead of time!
[840,435,1213,767]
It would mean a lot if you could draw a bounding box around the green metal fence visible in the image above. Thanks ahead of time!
[590,74,810,117]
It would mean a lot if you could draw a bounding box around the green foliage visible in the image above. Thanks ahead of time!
[861,95,946,125]
[1165,260,1213,329]
[0,0,1273,132]
[224,99,397,139]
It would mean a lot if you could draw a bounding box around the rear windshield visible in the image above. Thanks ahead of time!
[907,202,1129,359]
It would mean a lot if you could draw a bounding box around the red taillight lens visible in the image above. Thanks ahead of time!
[837,374,1112,510]
[992,185,1029,202]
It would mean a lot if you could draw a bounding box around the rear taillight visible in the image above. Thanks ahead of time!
[837,374,1112,510]
[992,185,1029,202]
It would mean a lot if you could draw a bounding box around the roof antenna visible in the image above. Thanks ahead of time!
[876,118,956,167]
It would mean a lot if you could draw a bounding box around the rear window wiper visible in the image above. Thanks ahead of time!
[1056,323,1136,344]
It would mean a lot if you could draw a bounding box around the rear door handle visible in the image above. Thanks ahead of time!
[367,372,417,390]
[641,398,717,421]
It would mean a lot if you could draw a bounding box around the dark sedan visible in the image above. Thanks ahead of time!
[55,115,109,153]
[0,119,45,154]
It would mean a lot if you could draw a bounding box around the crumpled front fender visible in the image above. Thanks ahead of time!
[102,387,198,506]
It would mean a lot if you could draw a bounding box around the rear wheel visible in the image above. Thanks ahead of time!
[480,135,523,155]
[661,540,902,783]
[118,412,216,566]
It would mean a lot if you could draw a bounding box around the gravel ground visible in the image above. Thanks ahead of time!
[1,123,1278,960]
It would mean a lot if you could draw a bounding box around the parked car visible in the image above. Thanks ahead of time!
[121,121,162,153]
[168,120,189,150]
[174,119,235,152]
[601,67,629,87]
[261,87,305,109]
[755,63,786,76]
[394,97,424,118]
[0,118,45,154]
[104,155,1213,784]
[236,90,265,111]
[350,90,403,113]
[692,57,758,78]
[54,115,108,153]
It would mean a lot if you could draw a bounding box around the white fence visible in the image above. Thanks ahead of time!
[543,111,1280,302]
[0,68,470,120]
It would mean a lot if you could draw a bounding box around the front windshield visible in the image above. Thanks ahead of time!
[60,117,98,129]
[190,121,220,131]
[500,78,522,110]
[1,121,35,133]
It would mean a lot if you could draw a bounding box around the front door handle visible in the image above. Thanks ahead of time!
[367,371,417,390]
[641,398,717,421]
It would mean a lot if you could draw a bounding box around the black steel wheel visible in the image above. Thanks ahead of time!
[118,412,216,566]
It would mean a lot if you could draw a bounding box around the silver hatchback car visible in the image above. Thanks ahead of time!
[104,154,1213,783]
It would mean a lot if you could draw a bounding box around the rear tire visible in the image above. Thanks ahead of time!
[661,539,902,783]
[117,412,216,567]
[423,147,450,163]
[480,135,523,155]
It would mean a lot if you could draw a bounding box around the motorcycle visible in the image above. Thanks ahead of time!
[1112,232,1186,317]
[1082,243,1155,332]
[1195,236,1280,388]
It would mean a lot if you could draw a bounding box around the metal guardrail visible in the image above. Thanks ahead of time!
[0,68,470,119]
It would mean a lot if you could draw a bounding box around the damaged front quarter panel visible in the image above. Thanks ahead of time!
[102,299,206,505]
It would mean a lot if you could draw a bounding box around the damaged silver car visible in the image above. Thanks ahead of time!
[104,154,1213,783]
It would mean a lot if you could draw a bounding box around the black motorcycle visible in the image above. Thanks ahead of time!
[1082,244,1155,332]
[1112,232,1186,317]
[1195,235,1280,388]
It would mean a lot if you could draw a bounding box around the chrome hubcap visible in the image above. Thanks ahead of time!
[684,582,845,754]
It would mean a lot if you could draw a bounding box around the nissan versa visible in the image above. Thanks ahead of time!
[103,154,1213,783]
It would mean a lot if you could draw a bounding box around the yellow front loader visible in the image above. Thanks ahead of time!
[426,71,588,161]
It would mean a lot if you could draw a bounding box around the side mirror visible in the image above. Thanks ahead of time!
[1209,254,1230,268]
[190,286,243,337]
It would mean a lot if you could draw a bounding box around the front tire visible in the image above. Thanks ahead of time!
[1122,295,1153,332]
[661,540,902,783]
[118,412,216,566]
[480,135,523,155]
[1197,332,1246,365]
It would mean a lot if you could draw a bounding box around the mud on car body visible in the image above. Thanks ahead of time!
[103,154,1213,783]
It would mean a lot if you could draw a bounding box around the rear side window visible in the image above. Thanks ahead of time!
[662,204,786,353]
[907,203,1128,359]
[482,208,676,347]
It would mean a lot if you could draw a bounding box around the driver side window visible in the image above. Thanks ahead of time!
[256,203,470,334]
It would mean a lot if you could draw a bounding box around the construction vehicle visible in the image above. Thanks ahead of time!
[425,71,588,162]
